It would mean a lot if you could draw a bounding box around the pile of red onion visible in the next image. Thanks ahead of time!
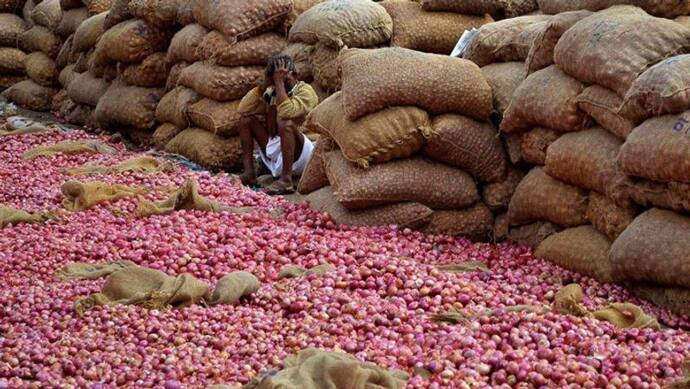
[1,127,689,388]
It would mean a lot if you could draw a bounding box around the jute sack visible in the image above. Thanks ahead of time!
[166,62,187,91]
[152,123,181,149]
[208,271,260,305]
[176,0,194,25]
[0,48,27,75]
[305,92,431,167]
[610,208,690,288]
[535,225,614,283]
[324,151,479,210]
[118,52,169,87]
[340,47,493,121]
[421,204,494,241]
[186,99,241,136]
[95,19,170,64]
[167,23,207,64]
[165,128,242,171]
[87,0,114,14]
[420,0,506,14]
[307,186,433,229]
[545,127,626,201]
[65,105,95,127]
[58,64,78,88]
[177,62,263,102]
[629,284,690,317]
[104,0,132,29]
[281,43,314,82]
[0,205,54,227]
[129,0,180,29]
[309,42,341,91]
[2,80,57,111]
[155,86,199,129]
[482,168,525,212]
[586,191,635,241]
[197,31,288,67]
[525,10,592,74]
[618,112,690,184]
[31,0,61,30]
[278,263,335,279]
[0,0,24,12]
[620,55,690,123]
[195,0,292,43]
[622,178,690,214]
[23,140,116,160]
[0,75,26,91]
[508,221,560,248]
[554,7,690,98]
[423,114,507,183]
[66,156,172,175]
[67,71,109,107]
[57,7,89,37]
[61,180,142,211]
[22,0,34,27]
[94,82,164,130]
[502,133,523,165]
[71,11,106,54]
[297,137,335,195]
[520,127,560,166]
[493,212,509,242]
[74,49,92,73]
[538,0,690,18]
[285,0,324,29]
[20,25,62,58]
[55,35,74,69]
[380,0,493,55]
[508,167,588,227]
[480,62,526,115]
[0,14,27,47]
[501,65,589,133]
[25,52,58,86]
[60,0,83,10]
[575,85,634,140]
[289,0,392,49]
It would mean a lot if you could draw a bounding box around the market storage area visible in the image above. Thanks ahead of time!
[2,0,690,388]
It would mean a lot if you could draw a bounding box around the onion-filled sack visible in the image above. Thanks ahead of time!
[525,10,592,74]
[629,284,690,318]
[167,23,207,64]
[575,85,634,140]
[20,26,62,58]
[480,62,526,115]
[309,43,341,91]
[280,43,314,82]
[482,168,525,212]
[380,0,492,55]
[58,64,78,88]
[421,204,494,241]
[67,71,110,107]
[622,179,690,215]
[520,127,560,166]
[104,0,132,29]
[152,123,181,149]
[128,0,180,29]
[537,0,690,18]
[186,99,241,136]
[610,208,690,288]
[0,14,27,47]
[31,0,61,30]
[0,75,26,91]
[324,151,479,210]
[2,80,57,111]
[95,19,170,64]
[88,0,114,14]
[0,48,27,75]
[535,225,614,283]
[165,128,242,171]
[118,52,169,87]
[297,137,335,195]
[554,7,690,97]
[305,92,431,167]
[508,167,588,227]
[197,31,288,67]
[55,36,74,69]
[195,0,292,43]
[306,186,433,229]
[585,192,634,241]
[24,52,58,86]
[94,82,164,130]
[508,221,560,249]
[420,0,505,14]
[177,62,263,102]
[289,0,392,49]
[155,86,199,130]
[166,62,187,91]
[57,7,89,37]
[340,47,492,121]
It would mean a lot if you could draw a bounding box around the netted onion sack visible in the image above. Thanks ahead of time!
[155,86,200,130]
[420,0,506,14]
[128,0,180,29]
[88,0,114,14]
[177,62,263,102]
[57,8,89,37]
[104,0,132,29]
[67,71,110,107]
[482,168,525,212]
[25,52,58,86]
[165,127,242,171]
[152,123,181,148]
[309,43,341,91]
[480,62,526,115]
[629,284,690,318]
[622,179,690,215]
[94,82,164,130]
[421,204,494,241]
[186,99,241,136]
[519,127,560,166]
[0,48,27,75]
[2,80,57,111]
[31,0,61,30]
[537,0,690,18]
[585,191,635,241]
[118,52,169,87]
[72,12,107,54]
[196,31,288,67]
[0,14,27,47]
[167,23,207,64]
[58,64,78,88]
[289,0,392,49]
[194,0,292,43]
[525,10,592,74]
[20,25,62,58]
[575,85,634,140]
[297,137,335,195]
[94,19,170,64]
[339,47,492,121]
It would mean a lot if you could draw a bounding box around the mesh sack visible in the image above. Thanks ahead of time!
[340,47,492,121]
[629,284,690,318]
[482,168,525,212]
[0,14,27,47]
[165,128,242,171]
[55,34,73,69]
[166,61,187,91]
[324,151,479,210]
[502,132,523,165]
[167,23,207,64]
[0,48,27,74]
[195,0,291,43]
[67,71,109,107]
[177,62,263,101]
[305,92,431,167]
[622,178,690,215]
[493,212,509,242]
[423,114,507,183]
[297,137,335,195]
[535,225,614,283]
[525,10,592,74]
[307,186,433,229]
[58,64,78,88]
[71,11,106,54]
[186,98,241,136]
[420,0,506,14]
[380,0,493,55]
[501,65,589,133]
[31,0,61,30]
[197,31,288,67]
[520,127,560,166]
[95,19,170,64]
[575,85,634,140]
[480,62,526,115]
[20,26,62,58]
[129,0,180,29]
[508,220,560,248]
[25,52,58,86]
[155,86,199,129]
[508,167,588,227]
[280,43,314,82]
[503,0,539,17]
[421,204,494,241]
[285,0,324,29]
[0,75,27,90]
[87,0,113,14]
[104,0,131,29]
[152,122,181,149]
[586,191,635,241]
[537,0,690,18]
[23,0,34,27]
[289,0,392,48]
[94,81,164,130]
[176,0,194,25]
[118,52,169,87]
[1,80,57,111]
[57,7,89,37]
[309,42,340,91]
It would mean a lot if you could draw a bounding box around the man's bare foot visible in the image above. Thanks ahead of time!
[240,172,257,186]
[263,177,294,195]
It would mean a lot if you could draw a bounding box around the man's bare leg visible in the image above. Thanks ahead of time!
[238,116,269,186]
[265,118,304,193]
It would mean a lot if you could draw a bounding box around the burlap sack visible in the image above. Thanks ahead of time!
[75,49,93,73]
[177,62,263,102]
[66,156,172,175]
[421,204,494,241]
[94,82,164,130]
[575,85,634,140]
[480,62,526,115]
[87,0,113,15]
[129,0,179,28]
[310,42,340,91]
[621,55,690,123]
[0,117,54,136]
[166,61,187,91]
[186,99,241,136]
[22,0,34,27]
[20,25,62,58]
[118,52,169,87]
[285,0,323,28]
[2,80,57,111]
[58,64,78,88]
[280,43,314,82]
[66,71,109,107]
[380,0,493,55]
[554,7,690,98]
[71,11,106,54]
[165,128,242,170]
[61,180,142,211]
[307,186,433,229]
[305,92,430,167]
[501,65,589,133]
[623,178,690,215]
[525,10,592,74]
[0,14,27,47]
[297,137,335,195]
[152,123,181,148]
[0,48,27,75]
[0,205,54,227]
[508,167,588,227]
[324,151,479,210]
[95,19,170,64]
[175,0,193,24]
[520,127,560,166]
[424,114,507,183]
[57,7,88,37]
[25,52,57,86]
[537,0,690,18]
[482,168,525,212]
[56,260,137,281]
[55,35,73,69]
[0,0,25,12]
[104,0,132,29]
[195,0,291,43]
[278,263,335,279]
[166,23,206,64]
[493,212,509,242]
[23,140,116,160]
[197,31,288,67]
[586,191,634,241]
[290,0,392,48]
[677,15,690,28]
[155,86,199,129]
[65,104,95,127]
[420,0,506,14]
[60,0,82,10]
[0,75,26,91]
[508,221,560,248]
[31,0,61,30]
[208,271,260,305]
[340,47,493,121]
[629,284,690,317]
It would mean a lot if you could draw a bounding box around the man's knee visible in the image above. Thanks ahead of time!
[277,118,298,137]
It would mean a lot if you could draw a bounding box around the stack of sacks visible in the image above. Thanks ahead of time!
[0,0,28,91]
[420,0,540,20]
[301,47,506,241]
[537,0,690,18]
[158,0,293,170]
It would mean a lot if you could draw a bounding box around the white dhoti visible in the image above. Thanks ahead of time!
[259,134,314,178]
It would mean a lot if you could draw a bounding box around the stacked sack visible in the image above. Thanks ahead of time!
[0,0,28,92]
[301,47,506,241]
